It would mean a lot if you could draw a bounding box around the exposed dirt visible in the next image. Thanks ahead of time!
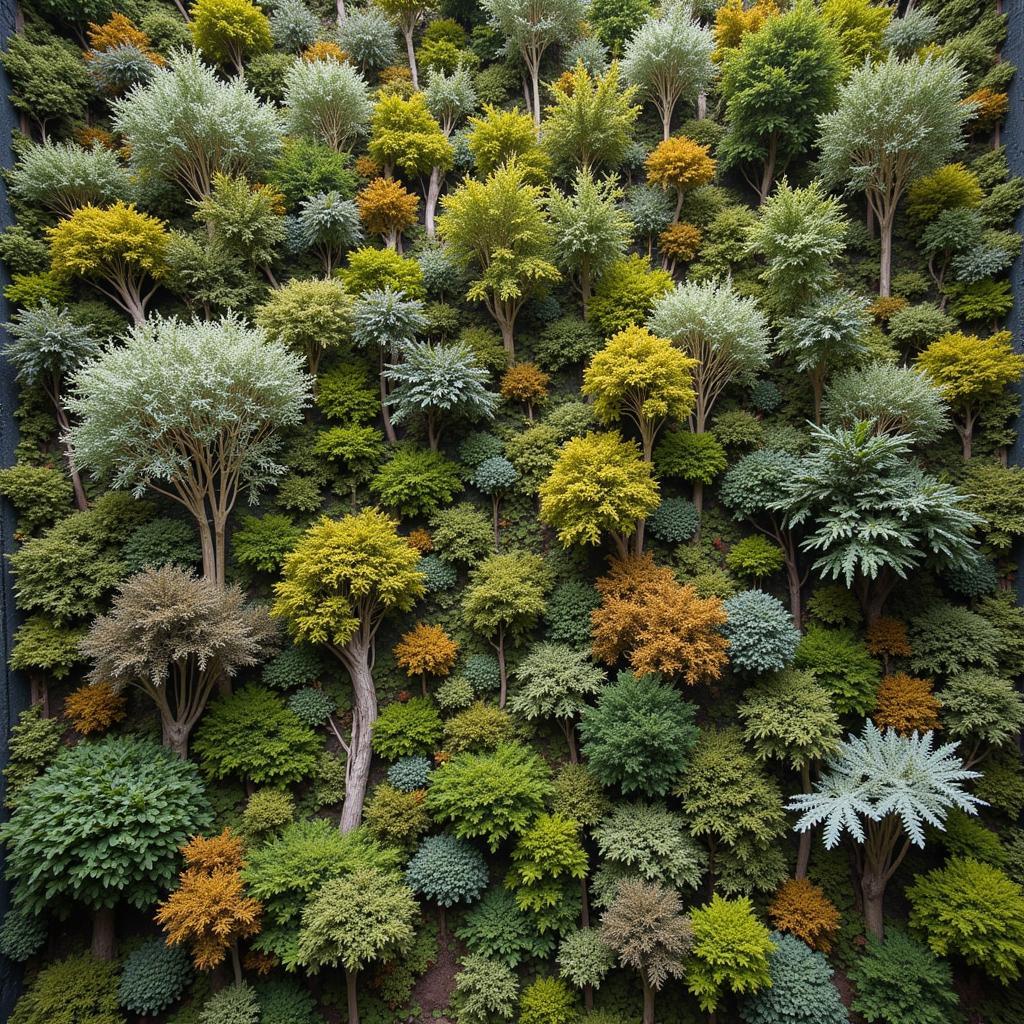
[411,931,462,1022]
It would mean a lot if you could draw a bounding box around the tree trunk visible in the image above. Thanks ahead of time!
[878,209,894,297]
[564,719,578,763]
[338,648,378,833]
[29,674,49,718]
[496,630,508,708]
[425,167,443,239]
[579,874,590,928]
[795,761,813,879]
[530,65,542,134]
[498,317,516,363]
[693,480,704,520]
[661,102,673,140]
[404,29,418,89]
[162,718,190,759]
[758,135,777,204]
[861,870,886,941]
[346,968,360,1024]
[214,520,226,587]
[336,0,345,23]
[197,517,217,583]
[641,976,655,1024]
[379,360,398,444]
[785,554,802,626]
[92,906,116,960]
[697,91,707,120]
[230,941,243,987]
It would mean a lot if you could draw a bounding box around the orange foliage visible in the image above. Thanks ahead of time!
[591,553,729,685]
[76,126,118,150]
[646,137,716,214]
[156,829,262,972]
[357,177,419,243]
[500,363,550,418]
[868,296,908,323]
[865,617,911,672]
[303,41,348,63]
[355,155,383,179]
[964,88,1008,129]
[86,13,163,64]
[64,680,127,736]
[407,528,433,553]
[243,950,277,974]
[769,878,841,953]
[873,673,941,735]
[394,623,459,695]
[658,222,702,263]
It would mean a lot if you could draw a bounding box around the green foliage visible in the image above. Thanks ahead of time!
[452,952,520,1024]
[430,502,494,564]
[373,697,444,758]
[10,954,122,1024]
[588,254,673,336]
[908,603,1002,676]
[0,904,46,964]
[1,736,212,915]
[907,857,1024,983]
[722,589,800,674]
[579,672,698,797]
[371,446,464,518]
[199,983,260,1024]
[10,615,86,680]
[426,742,552,851]
[444,701,517,753]
[406,833,490,907]
[193,686,322,786]
[517,976,577,1024]
[119,939,193,1016]
[457,885,554,966]
[847,929,961,1024]
[793,625,880,715]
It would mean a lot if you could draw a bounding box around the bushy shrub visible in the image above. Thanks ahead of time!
[372,697,444,759]
[10,954,122,1024]
[722,590,800,674]
[648,497,700,543]
[406,833,490,907]
[740,933,846,1024]
[387,755,434,791]
[119,939,193,1015]
[518,976,577,1024]
[444,701,517,753]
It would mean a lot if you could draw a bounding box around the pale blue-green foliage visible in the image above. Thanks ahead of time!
[88,44,158,93]
[113,49,283,197]
[818,55,971,199]
[722,590,800,674]
[118,938,193,1015]
[270,0,319,52]
[647,279,771,385]
[771,421,981,587]
[67,313,310,503]
[787,721,982,850]
[336,5,400,72]
[720,447,801,521]
[283,57,372,149]
[418,244,466,296]
[473,456,517,495]
[482,0,587,60]
[740,933,847,1024]
[776,289,870,373]
[353,286,426,351]
[951,237,1017,284]
[388,755,434,791]
[557,927,614,989]
[563,36,608,74]
[648,496,699,542]
[626,184,674,242]
[287,686,335,727]
[405,833,490,907]
[296,190,362,257]
[4,300,101,391]
[10,140,133,215]
[200,982,260,1024]
[882,9,938,57]
[749,378,781,412]
[508,641,604,724]
[424,65,478,134]
[385,340,497,424]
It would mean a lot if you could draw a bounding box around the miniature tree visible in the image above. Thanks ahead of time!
[284,57,372,152]
[272,509,425,831]
[191,0,272,73]
[394,622,460,696]
[377,0,433,86]
[768,878,841,953]
[296,190,363,275]
[789,721,982,939]
[81,566,276,757]
[583,325,697,462]
[10,140,132,217]
[509,642,604,762]
[645,136,716,222]
[916,330,1024,459]
[67,313,310,585]
[357,176,419,252]
[818,55,972,295]
[621,5,715,139]
[48,202,168,324]
[406,833,489,937]
[591,554,729,684]
[0,735,211,959]
[462,551,550,706]
[599,879,692,1024]
[539,432,660,559]
[873,673,941,736]
[578,671,698,797]
[295,867,418,1024]
[156,828,263,986]
[438,160,560,361]
[500,363,550,421]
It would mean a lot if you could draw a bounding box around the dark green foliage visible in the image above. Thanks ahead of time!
[908,604,1002,676]
[456,886,554,966]
[1,34,92,137]
[578,672,699,797]
[0,904,47,963]
[262,643,326,691]
[2,704,62,810]
[406,833,490,907]
[420,554,460,591]
[544,580,600,647]
[233,513,302,574]
[192,686,322,786]
[10,954,122,1024]
[287,686,335,727]
[121,517,202,575]
[794,625,880,715]
[740,933,846,1024]
[648,496,699,543]
[654,429,728,484]
[118,939,193,1016]
[255,979,320,1024]
[371,447,464,518]
[848,929,961,1024]
[1,736,212,915]
[372,697,444,759]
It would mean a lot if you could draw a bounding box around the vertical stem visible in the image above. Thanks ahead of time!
[231,941,243,987]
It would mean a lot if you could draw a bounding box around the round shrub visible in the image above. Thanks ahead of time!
[750,379,781,412]
[463,652,502,693]
[437,674,476,711]
[262,644,325,690]
[10,954,121,1024]
[372,697,444,759]
[419,554,459,592]
[723,590,801,675]
[518,976,577,1024]
[654,429,728,484]
[443,701,517,753]
[725,535,785,581]
[388,755,434,792]
[286,686,335,727]
[405,833,490,907]
[119,938,193,1015]
[544,580,601,647]
[256,978,320,1024]
[121,518,201,574]
[648,497,700,543]
[199,982,260,1024]
[239,788,295,841]
[459,431,505,468]
[740,933,846,1024]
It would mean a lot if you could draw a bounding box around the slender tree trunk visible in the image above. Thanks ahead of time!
[530,64,542,134]
[697,91,707,120]
[498,317,516,364]
[54,404,88,510]
[346,969,360,1024]
[29,674,49,718]
[496,629,508,708]
[425,167,443,239]
[230,941,243,987]
[338,646,378,833]
[693,481,704,520]
[404,29,418,89]
[758,135,777,204]
[336,0,345,23]
[92,906,116,960]
[878,207,895,297]
[785,553,802,626]
[795,761,813,879]
[197,517,217,584]
[379,354,398,444]
[641,976,655,1024]
[661,102,673,141]
[564,719,578,763]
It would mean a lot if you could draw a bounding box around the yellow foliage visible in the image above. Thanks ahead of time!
[86,13,164,64]
[394,622,460,681]
[645,137,716,217]
[865,617,911,658]
[501,363,551,412]
[356,177,420,240]
[714,0,780,57]
[64,680,127,736]
[659,222,702,263]
[303,41,348,63]
[965,88,1009,129]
